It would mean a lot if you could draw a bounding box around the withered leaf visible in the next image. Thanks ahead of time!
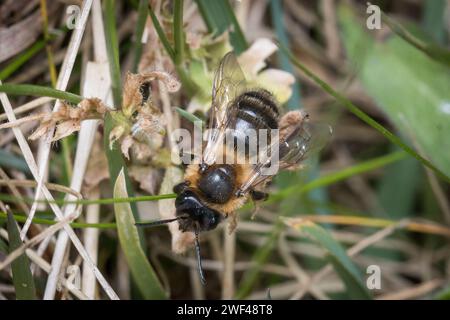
[29,98,108,141]
[128,165,162,195]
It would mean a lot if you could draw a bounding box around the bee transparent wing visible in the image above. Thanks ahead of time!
[203,52,247,165]
[237,121,332,195]
[278,122,332,170]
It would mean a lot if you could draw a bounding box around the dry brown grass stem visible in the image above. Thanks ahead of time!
[290,220,410,299]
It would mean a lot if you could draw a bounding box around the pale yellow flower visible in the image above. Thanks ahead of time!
[238,38,295,104]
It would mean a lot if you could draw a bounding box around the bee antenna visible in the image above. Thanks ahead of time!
[135,215,187,228]
[194,229,207,286]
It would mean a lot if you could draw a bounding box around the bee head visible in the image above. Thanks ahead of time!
[175,189,223,232]
[136,184,215,286]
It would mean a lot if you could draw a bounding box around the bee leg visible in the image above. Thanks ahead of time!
[179,149,196,163]
[227,213,238,234]
[173,181,190,194]
[250,204,260,220]
[249,190,268,220]
[199,163,209,173]
[250,190,268,202]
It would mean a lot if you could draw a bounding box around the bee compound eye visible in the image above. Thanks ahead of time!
[201,208,222,231]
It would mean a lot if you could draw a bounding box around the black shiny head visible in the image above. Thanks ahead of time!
[198,165,236,204]
[175,189,223,232]
[135,185,217,286]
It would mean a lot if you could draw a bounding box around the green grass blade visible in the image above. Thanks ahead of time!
[104,0,122,107]
[113,169,167,299]
[0,84,82,104]
[6,211,36,300]
[194,0,248,53]
[0,237,8,254]
[0,211,116,229]
[279,45,450,184]
[380,7,450,68]
[0,192,176,206]
[131,0,149,73]
[103,114,146,244]
[174,107,204,129]
[435,286,450,300]
[422,0,447,44]
[147,4,175,61]
[283,219,372,299]
[377,148,421,218]
[147,2,198,96]
[1,192,175,205]
[270,151,407,203]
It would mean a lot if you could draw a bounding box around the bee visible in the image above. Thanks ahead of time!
[137,52,331,284]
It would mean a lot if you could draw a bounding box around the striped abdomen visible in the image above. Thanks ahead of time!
[230,90,279,157]
[235,90,279,131]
